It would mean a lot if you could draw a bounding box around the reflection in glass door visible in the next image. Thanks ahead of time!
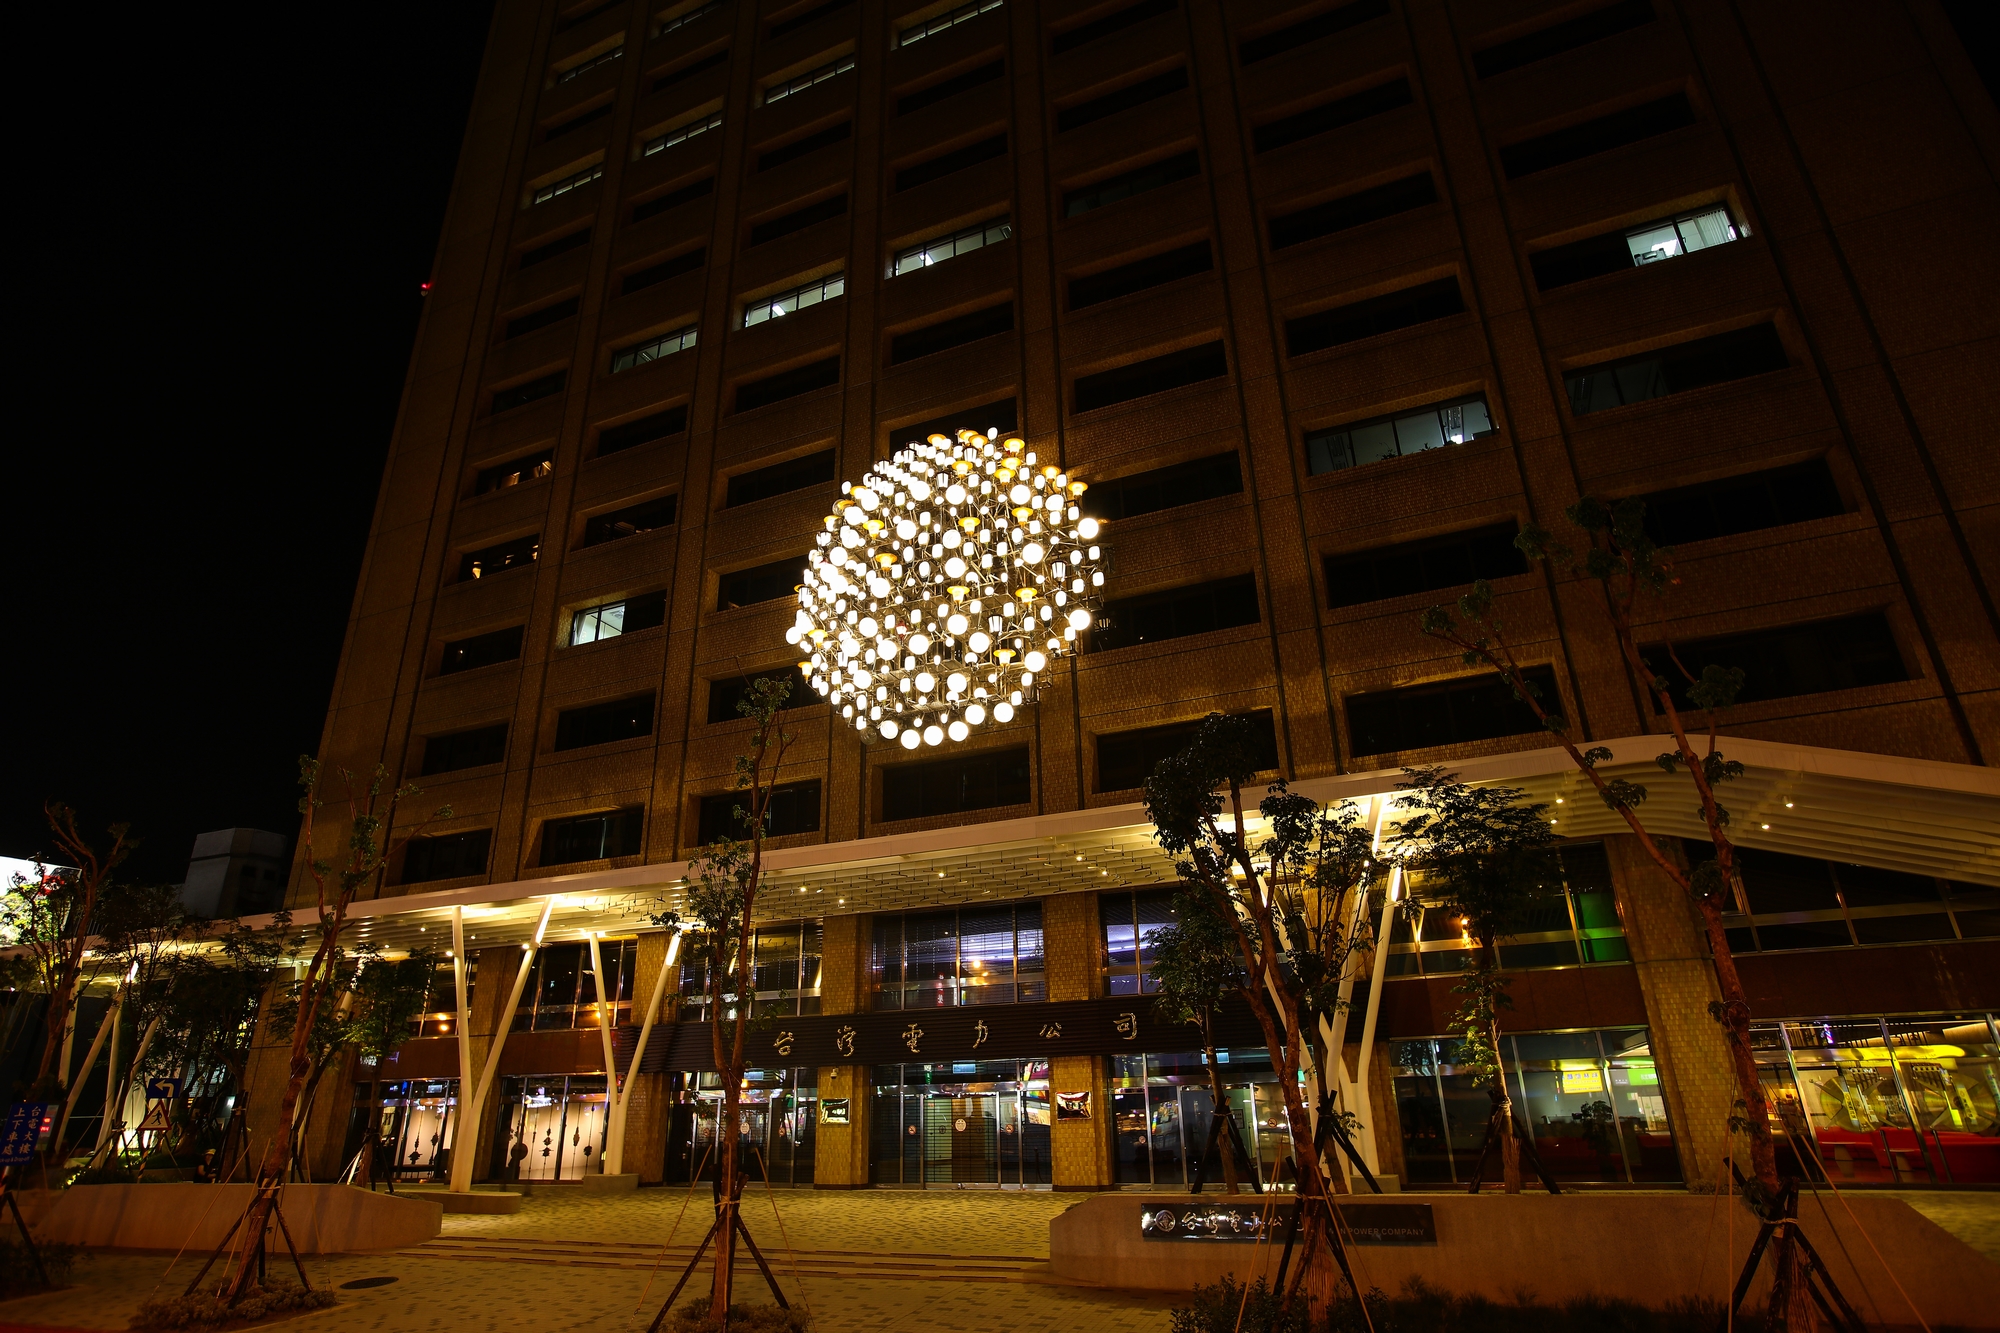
[869,1061,1050,1186]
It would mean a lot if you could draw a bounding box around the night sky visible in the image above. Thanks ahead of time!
[8,6,495,883]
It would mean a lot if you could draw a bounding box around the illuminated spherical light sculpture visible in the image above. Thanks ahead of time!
[787,429,1107,748]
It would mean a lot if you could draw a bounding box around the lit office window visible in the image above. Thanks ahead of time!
[660,0,725,36]
[1625,205,1740,266]
[610,325,698,373]
[742,273,845,328]
[763,55,855,105]
[1305,393,1495,475]
[532,163,603,205]
[897,0,1003,46]
[891,218,1012,276]
[554,44,622,85]
[642,113,723,157]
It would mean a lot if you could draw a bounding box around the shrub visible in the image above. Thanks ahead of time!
[131,1281,338,1330]
[666,1302,810,1333]
[1172,1277,1727,1333]
[0,1236,83,1298]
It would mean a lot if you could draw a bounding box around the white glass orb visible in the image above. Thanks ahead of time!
[1069,609,1092,630]
[946,672,969,694]
[1078,517,1100,539]
[909,633,931,655]
[965,703,986,725]
[968,631,991,653]
[916,671,936,692]
[896,518,917,539]
[946,613,969,635]
[785,626,802,644]
[1021,542,1045,564]
[900,729,921,749]
[1025,650,1047,672]
[945,556,967,578]
[859,617,878,637]
[881,720,900,738]
[924,725,944,746]
[946,484,967,505]
[948,720,970,742]
[994,701,1015,722]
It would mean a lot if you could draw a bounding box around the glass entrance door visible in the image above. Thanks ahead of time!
[870,1061,1050,1186]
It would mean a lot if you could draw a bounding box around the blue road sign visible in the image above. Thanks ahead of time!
[1,1103,53,1166]
[145,1076,184,1101]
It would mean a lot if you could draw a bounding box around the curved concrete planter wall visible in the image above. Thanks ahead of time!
[19,1183,442,1254]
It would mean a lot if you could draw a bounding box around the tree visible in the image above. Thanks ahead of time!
[1389,766,1563,1195]
[88,881,194,1164]
[1144,713,1379,1322]
[1149,887,1251,1192]
[142,919,290,1165]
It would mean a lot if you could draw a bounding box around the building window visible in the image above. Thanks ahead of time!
[505,298,579,341]
[899,0,1003,47]
[763,54,856,105]
[632,175,714,223]
[547,102,613,141]
[1565,323,1788,415]
[680,919,824,1019]
[892,218,1012,277]
[759,121,852,173]
[1097,710,1277,794]
[1063,151,1199,218]
[643,113,723,158]
[598,406,687,456]
[1324,522,1526,610]
[727,450,837,508]
[1639,460,1844,546]
[1532,204,1744,290]
[1473,0,1655,79]
[655,48,728,91]
[749,194,849,247]
[717,555,810,611]
[621,247,706,296]
[1089,574,1260,652]
[707,665,814,723]
[532,163,603,205]
[492,372,566,414]
[1270,173,1435,250]
[769,0,852,40]
[571,590,669,645]
[553,694,655,751]
[1239,0,1389,65]
[439,625,524,675]
[1083,452,1243,522]
[1500,93,1696,179]
[881,746,1031,821]
[1101,887,1177,993]
[889,303,1014,364]
[1069,242,1212,310]
[696,780,822,845]
[895,399,1017,449]
[557,0,620,32]
[1073,342,1228,413]
[1057,68,1187,133]
[745,274,847,328]
[1645,612,1907,709]
[1052,0,1175,55]
[1254,78,1411,153]
[554,44,623,86]
[661,0,725,36]
[475,450,553,495]
[894,135,1007,193]
[1711,841,1999,954]
[422,723,509,775]
[736,358,841,412]
[509,938,634,1031]
[1345,665,1559,757]
[1286,277,1464,357]
[540,807,645,865]
[1385,842,1627,977]
[610,325,697,374]
[400,829,492,885]
[457,534,539,581]
[897,59,1004,116]
[871,900,1044,1008]
[1306,393,1495,475]
[520,226,591,269]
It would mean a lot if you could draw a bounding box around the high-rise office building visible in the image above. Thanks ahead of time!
[273,0,1998,1194]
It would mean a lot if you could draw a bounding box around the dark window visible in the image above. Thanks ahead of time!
[557,0,619,32]
[597,405,687,455]
[660,0,725,36]
[1074,341,1227,413]
[881,747,1030,821]
[889,303,1014,364]
[621,247,705,295]
[504,297,579,340]
[895,135,1007,192]
[897,59,1003,117]
[422,724,509,775]
[1057,68,1187,133]
[400,829,492,884]
[1097,710,1278,792]
[1474,0,1655,78]
[1646,613,1907,709]
[457,534,539,581]
[541,808,644,866]
[1286,278,1464,357]
[1565,323,1787,415]
[1239,0,1390,64]
[1346,666,1560,756]
[475,449,553,495]
[1500,93,1696,178]
[1254,78,1412,153]
[632,175,714,223]
[1530,203,1742,290]
[1270,174,1436,250]
[894,399,1018,448]
[697,780,822,844]
[727,449,837,507]
[1051,0,1176,56]
[748,194,848,246]
[735,357,841,412]
[759,120,852,171]
[1069,242,1211,310]
[1083,452,1242,522]
[1090,573,1259,652]
[1640,461,1844,546]
[768,0,851,40]
[520,227,592,269]
[1531,231,1639,290]
[718,555,809,610]
[554,694,656,751]
[440,625,524,675]
[546,101,613,140]
[492,372,565,414]
[1063,151,1199,217]
[582,494,678,546]
[570,590,669,644]
[1323,523,1526,609]
[707,665,814,723]
[655,47,728,90]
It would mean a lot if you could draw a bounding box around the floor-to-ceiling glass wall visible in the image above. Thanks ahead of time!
[869,1060,1051,1186]
[492,1075,609,1181]
[1110,1049,1281,1189]
[357,1078,458,1182]
[680,1067,818,1184]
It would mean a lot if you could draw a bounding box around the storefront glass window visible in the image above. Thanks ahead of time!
[1383,843,1627,976]
[672,1067,818,1184]
[493,1074,609,1181]
[351,1078,458,1182]
[1105,1047,1283,1190]
[868,1060,1051,1186]
[510,940,634,1031]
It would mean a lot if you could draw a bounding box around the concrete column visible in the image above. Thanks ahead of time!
[814,912,872,1187]
[1044,891,1114,1189]
[1605,835,1737,1192]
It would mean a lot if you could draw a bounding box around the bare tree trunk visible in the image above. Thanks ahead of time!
[1202,1040,1240,1193]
